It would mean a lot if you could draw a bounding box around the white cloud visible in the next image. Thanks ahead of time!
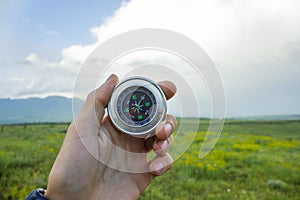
[60,44,96,67]
[25,53,39,64]
[77,0,300,116]
[0,53,77,99]
[71,0,300,88]
[89,0,300,65]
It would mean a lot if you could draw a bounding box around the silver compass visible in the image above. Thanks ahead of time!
[108,77,167,138]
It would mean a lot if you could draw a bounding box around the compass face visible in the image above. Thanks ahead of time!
[117,86,157,127]
[108,77,167,137]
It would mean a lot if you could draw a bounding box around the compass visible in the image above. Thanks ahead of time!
[108,77,167,138]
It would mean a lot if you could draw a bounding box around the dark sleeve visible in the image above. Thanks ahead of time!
[25,189,48,200]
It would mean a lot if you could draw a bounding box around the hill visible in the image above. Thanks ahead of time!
[1,96,299,124]
[0,96,83,124]
[230,114,300,121]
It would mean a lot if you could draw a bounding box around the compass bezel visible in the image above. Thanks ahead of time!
[108,77,167,138]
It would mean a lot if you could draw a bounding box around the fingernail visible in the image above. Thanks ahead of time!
[158,140,168,149]
[153,162,164,173]
[164,123,172,137]
[105,74,114,82]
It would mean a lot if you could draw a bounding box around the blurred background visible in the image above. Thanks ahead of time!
[1,0,300,119]
[0,0,299,199]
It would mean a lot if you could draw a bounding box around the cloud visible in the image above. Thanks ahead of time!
[90,0,300,65]
[68,0,300,91]
[72,0,300,116]
[5,0,300,116]
[0,53,76,99]
[59,44,97,71]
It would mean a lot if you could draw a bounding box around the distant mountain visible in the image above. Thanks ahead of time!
[0,96,84,124]
[229,114,300,121]
[1,96,299,124]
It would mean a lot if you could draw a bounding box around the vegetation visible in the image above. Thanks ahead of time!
[0,120,299,199]
[0,124,66,199]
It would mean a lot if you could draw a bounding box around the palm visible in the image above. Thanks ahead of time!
[46,120,152,199]
[95,117,153,199]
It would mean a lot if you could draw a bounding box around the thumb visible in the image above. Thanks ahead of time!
[94,74,119,121]
[83,74,119,124]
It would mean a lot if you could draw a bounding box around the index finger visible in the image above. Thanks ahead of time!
[158,81,177,100]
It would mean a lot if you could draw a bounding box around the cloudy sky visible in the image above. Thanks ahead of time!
[1,0,299,117]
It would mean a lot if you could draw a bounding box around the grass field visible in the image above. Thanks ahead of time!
[0,120,299,200]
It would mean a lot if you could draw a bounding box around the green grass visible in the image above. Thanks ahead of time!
[0,124,67,199]
[0,120,299,200]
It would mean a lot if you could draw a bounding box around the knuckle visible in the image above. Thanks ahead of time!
[166,114,177,129]
[87,91,95,102]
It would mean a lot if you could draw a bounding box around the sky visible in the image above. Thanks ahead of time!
[0,0,299,117]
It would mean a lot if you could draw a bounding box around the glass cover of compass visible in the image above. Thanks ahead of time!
[108,77,167,138]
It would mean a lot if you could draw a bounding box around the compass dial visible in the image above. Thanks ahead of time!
[108,77,167,138]
[117,86,157,127]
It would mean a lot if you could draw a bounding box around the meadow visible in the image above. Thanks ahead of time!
[0,120,299,200]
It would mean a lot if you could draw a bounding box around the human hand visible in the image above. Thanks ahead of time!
[45,74,177,200]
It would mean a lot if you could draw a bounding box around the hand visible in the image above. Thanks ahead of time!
[45,74,177,200]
